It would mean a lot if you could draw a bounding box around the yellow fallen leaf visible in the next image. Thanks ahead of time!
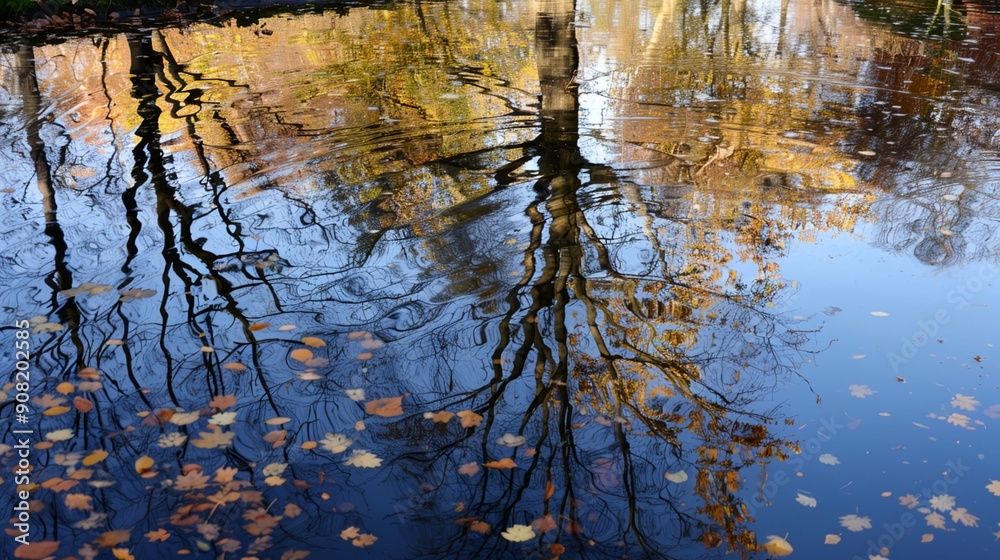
[135,456,154,474]
[302,337,326,347]
[82,450,109,466]
[290,348,313,362]
[762,535,793,557]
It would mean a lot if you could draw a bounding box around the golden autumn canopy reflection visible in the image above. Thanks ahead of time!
[1,0,1000,558]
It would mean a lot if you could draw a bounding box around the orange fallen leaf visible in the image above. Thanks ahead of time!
[248,323,270,332]
[14,541,59,559]
[223,362,247,371]
[301,337,326,347]
[365,395,405,417]
[265,417,292,425]
[135,456,154,475]
[56,382,75,394]
[483,458,517,469]
[78,367,101,380]
[290,349,313,362]
[209,395,237,410]
[95,529,131,547]
[43,405,71,416]
[74,397,94,413]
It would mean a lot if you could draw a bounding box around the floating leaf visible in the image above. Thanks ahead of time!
[174,470,210,491]
[497,433,526,447]
[208,412,237,426]
[921,533,933,543]
[65,493,93,510]
[951,507,979,527]
[302,337,326,347]
[46,429,73,441]
[930,494,955,512]
[290,348,313,362]
[190,426,235,449]
[899,494,919,509]
[365,395,404,417]
[762,535,793,557]
[986,480,1000,497]
[74,397,94,413]
[135,456,155,475]
[14,541,60,559]
[266,416,292,425]
[95,529,131,547]
[56,381,75,394]
[458,462,479,477]
[345,389,365,401]
[795,493,817,507]
[819,454,840,465]
[321,433,353,454]
[209,395,237,410]
[500,524,535,542]
[33,322,64,334]
[223,362,247,371]
[824,534,841,545]
[665,470,688,483]
[839,514,872,532]
[869,311,889,316]
[925,512,947,529]
[169,411,201,426]
[483,458,517,469]
[424,410,454,423]
[849,384,876,398]
[146,529,170,542]
[344,449,382,468]
[82,450,109,466]
[457,410,483,428]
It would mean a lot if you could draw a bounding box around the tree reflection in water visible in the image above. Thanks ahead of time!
[8,0,1000,558]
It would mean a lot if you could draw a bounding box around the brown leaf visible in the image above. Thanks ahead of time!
[209,395,237,411]
[74,397,94,413]
[365,395,405,417]
[65,493,93,510]
[14,541,59,559]
[289,349,313,362]
[457,410,483,428]
[95,529,131,547]
[134,456,154,475]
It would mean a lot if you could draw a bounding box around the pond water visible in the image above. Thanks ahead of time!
[1,0,999,558]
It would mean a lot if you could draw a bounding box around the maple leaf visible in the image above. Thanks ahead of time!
[320,433,353,454]
[112,548,134,560]
[281,551,311,560]
[898,494,919,509]
[839,514,872,532]
[65,493,93,510]
[950,507,979,527]
[986,480,1000,497]
[174,471,210,491]
[929,494,955,512]
[469,520,490,533]
[263,463,287,477]
[191,425,235,449]
[365,395,404,417]
[284,503,302,518]
[925,512,947,529]
[46,428,74,442]
[344,450,382,468]
[950,394,980,411]
[946,413,970,427]
[848,384,876,398]
[168,411,201,426]
[209,411,238,426]
[215,467,238,483]
[352,534,378,548]
[795,493,817,507]
[145,529,170,543]
[458,462,479,477]
[501,524,535,542]
[340,527,360,540]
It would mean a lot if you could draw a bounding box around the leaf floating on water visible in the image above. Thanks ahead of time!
[290,348,313,362]
[899,494,919,508]
[457,410,483,428]
[223,362,247,371]
[46,429,74,442]
[320,433,353,454]
[82,450,108,466]
[106,339,124,346]
[869,311,889,317]
[819,453,840,465]
[209,395,237,410]
[119,288,156,302]
[190,425,235,449]
[857,150,877,157]
[824,534,841,545]
[200,346,214,353]
[839,514,872,532]
[986,480,1000,496]
[248,323,270,332]
[301,336,326,347]
[146,529,171,543]
[762,535,793,557]
[795,492,817,507]
[500,524,535,542]
[925,511,947,529]
[33,322,64,334]
[345,389,365,401]
[424,411,454,423]
[265,416,292,425]
[665,470,688,483]
[950,508,979,527]
[344,449,382,468]
[135,455,155,475]
[278,324,296,331]
[497,433,526,447]
[483,458,517,469]
[458,462,479,477]
[946,413,970,427]
[930,494,956,512]
[951,394,980,411]
[14,541,60,559]
[208,412,237,426]
[849,384,876,398]
[921,533,934,543]
[356,352,374,360]
[365,395,404,417]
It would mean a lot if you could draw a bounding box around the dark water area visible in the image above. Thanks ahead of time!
[0,0,999,558]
